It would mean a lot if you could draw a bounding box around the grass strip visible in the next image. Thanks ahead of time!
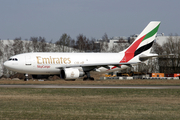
[0,88,180,119]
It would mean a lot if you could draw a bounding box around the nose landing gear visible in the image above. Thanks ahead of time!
[24,73,29,81]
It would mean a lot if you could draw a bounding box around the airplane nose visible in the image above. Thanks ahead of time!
[4,61,10,68]
[4,60,22,72]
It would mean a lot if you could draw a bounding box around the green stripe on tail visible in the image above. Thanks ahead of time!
[143,23,160,41]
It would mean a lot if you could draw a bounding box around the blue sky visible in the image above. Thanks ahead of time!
[0,0,179,42]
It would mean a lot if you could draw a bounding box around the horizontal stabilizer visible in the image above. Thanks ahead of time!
[139,54,174,61]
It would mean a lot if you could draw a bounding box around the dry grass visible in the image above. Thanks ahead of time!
[1,79,180,85]
[0,76,180,119]
[0,88,180,119]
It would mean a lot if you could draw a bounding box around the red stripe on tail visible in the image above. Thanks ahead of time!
[110,35,146,70]
[120,35,146,63]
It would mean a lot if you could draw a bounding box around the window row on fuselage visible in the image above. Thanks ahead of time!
[9,58,18,61]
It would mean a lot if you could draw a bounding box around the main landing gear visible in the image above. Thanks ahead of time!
[24,73,29,81]
[83,72,94,81]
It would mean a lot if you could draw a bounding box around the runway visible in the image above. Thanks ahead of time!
[0,85,180,89]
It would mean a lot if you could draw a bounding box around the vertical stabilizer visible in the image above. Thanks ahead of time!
[120,21,160,62]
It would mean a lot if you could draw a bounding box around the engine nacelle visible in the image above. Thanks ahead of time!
[60,68,84,79]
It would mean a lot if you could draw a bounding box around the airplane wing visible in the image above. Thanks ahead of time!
[56,62,139,69]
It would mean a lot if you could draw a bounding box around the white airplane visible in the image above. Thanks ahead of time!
[4,21,161,80]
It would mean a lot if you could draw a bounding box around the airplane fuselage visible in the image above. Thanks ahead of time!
[4,52,130,75]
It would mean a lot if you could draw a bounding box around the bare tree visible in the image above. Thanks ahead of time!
[109,44,116,52]
[89,38,100,52]
[3,41,14,76]
[69,39,77,52]
[30,36,48,52]
[30,37,39,52]
[100,33,109,52]
[159,34,180,73]
[76,34,86,52]
[0,40,4,76]
[153,42,163,55]
[128,37,135,44]
[38,37,47,52]
[0,40,4,57]
[116,38,129,52]
[24,40,32,52]
[55,33,71,52]
[12,37,24,55]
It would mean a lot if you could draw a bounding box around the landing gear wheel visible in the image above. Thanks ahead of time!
[65,79,76,81]
[83,77,94,81]
[83,72,94,81]
[83,77,88,81]
[89,77,94,80]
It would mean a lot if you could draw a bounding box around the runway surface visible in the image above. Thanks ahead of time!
[0,85,180,89]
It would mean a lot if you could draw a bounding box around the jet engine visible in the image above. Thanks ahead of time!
[60,68,84,80]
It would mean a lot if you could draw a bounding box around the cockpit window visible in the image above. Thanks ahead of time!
[9,58,18,61]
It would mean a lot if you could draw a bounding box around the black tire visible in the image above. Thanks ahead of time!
[83,77,94,81]
[65,79,76,81]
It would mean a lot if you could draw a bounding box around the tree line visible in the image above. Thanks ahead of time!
[0,33,180,76]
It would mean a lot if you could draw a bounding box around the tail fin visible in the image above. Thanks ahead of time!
[120,21,161,62]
